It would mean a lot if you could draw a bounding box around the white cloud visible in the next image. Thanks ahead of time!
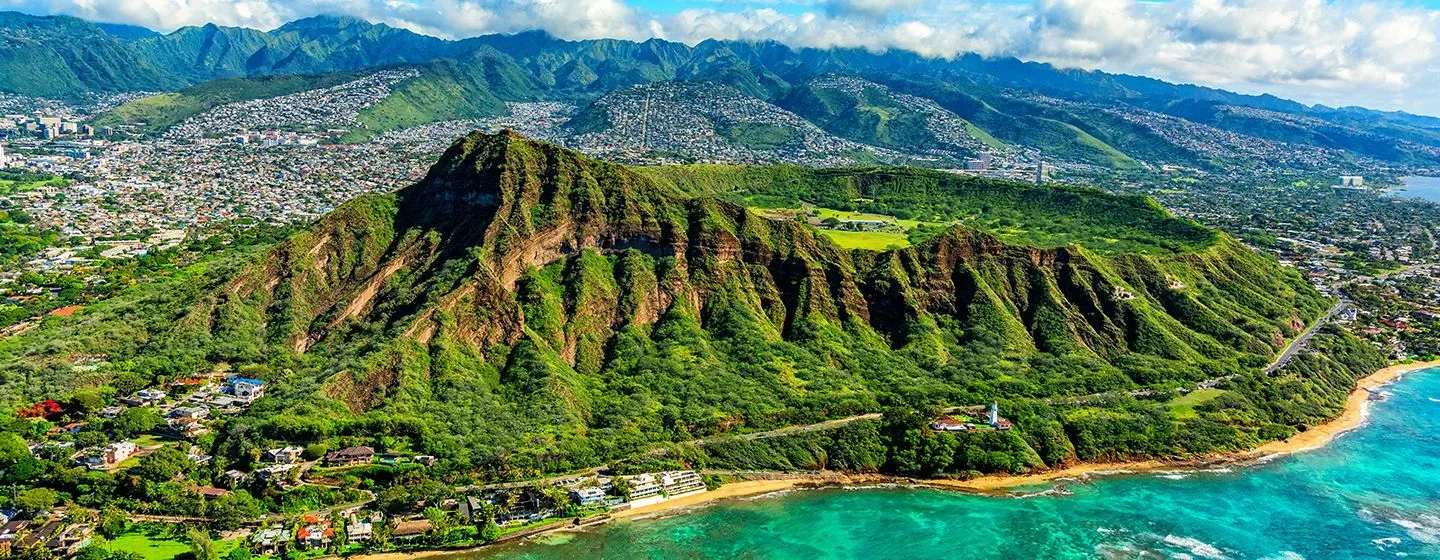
[7,0,1440,113]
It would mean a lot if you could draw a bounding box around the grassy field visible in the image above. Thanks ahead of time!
[1167,389,1227,419]
[107,525,243,560]
[107,530,190,560]
[0,177,66,192]
[746,201,951,251]
[817,230,910,251]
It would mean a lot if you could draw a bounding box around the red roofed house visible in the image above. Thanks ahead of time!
[929,416,971,432]
[297,516,334,549]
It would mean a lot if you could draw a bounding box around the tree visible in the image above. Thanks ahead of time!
[187,528,218,560]
[0,433,30,465]
[67,390,104,416]
[302,443,329,461]
[136,445,187,482]
[478,519,500,543]
[540,486,572,516]
[110,407,161,438]
[15,487,58,512]
[75,545,108,560]
[328,510,348,551]
[98,505,128,539]
[223,548,252,560]
[607,477,632,500]
[422,506,452,540]
[208,491,264,530]
[475,502,501,543]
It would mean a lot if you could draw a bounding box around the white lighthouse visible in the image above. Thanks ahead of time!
[988,402,999,426]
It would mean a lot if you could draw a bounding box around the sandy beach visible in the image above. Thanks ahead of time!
[594,360,1440,512]
[1252,359,1440,455]
[344,360,1440,560]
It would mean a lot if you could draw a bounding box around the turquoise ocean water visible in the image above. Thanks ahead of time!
[470,368,1440,559]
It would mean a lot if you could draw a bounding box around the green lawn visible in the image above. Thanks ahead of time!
[107,531,190,560]
[132,434,170,448]
[107,525,242,560]
[1168,389,1227,419]
[818,230,910,251]
[747,202,953,252]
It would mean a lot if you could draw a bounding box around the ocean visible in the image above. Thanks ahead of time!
[466,367,1440,559]
[1389,177,1440,203]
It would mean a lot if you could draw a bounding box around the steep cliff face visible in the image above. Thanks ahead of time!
[195,132,1322,437]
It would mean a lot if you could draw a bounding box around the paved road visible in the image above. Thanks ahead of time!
[1264,299,1347,374]
[1054,298,1348,405]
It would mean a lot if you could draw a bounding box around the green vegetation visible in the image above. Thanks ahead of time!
[680,328,1382,475]
[342,53,540,143]
[0,169,69,194]
[1167,388,1226,419]
[778,80,985,159]
[107,526,191,560]
[0,133,1360,501]
[715,122,795,150]
[816,229,909,251]
[92,73,360,135]
[640,164,1218,256]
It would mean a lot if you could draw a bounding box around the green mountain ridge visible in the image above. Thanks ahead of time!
[10,11,1440,170]
[0,132,1351,476]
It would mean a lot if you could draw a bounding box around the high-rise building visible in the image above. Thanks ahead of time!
[0,143,6,168]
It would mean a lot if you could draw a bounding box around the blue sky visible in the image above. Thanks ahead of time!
[7,0,1440,114]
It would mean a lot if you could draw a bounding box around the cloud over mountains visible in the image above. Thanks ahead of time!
[5,0,1439,113]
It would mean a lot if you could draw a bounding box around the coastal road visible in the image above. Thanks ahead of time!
[1055,297,1348,405]
[685,413,881,446]
[1264,298,1347,374]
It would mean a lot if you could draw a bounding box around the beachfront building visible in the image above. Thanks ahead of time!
[660,471,707,497]
[571,487,606,506]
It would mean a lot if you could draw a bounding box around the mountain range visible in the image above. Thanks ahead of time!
[7,11,1440,172]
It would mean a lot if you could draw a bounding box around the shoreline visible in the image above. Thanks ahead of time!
[346,360,1439,559]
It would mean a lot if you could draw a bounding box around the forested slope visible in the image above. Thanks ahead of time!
[0,132,1366,480]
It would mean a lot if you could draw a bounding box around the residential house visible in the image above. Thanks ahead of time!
[929,416,971,432]
[168,406,209,420]
[47,523,91,556]
[264,446,305,464]
[626,474,662,501]
[187,447,212,466]
[255,463,296,484]
[19,520,60,550]
[227,376,265,402]
[98,406,123,418]
[251,525,291,555]
[135,389,166,404]
[81,441,137,470]
[222,470,249,488]
[459,496,486,522]
[571,487,606,506]
[345,512,380,543]
[296,516,334,549]
[391,520,430,541]
[323,446,374,467]
[168,417,208,439]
